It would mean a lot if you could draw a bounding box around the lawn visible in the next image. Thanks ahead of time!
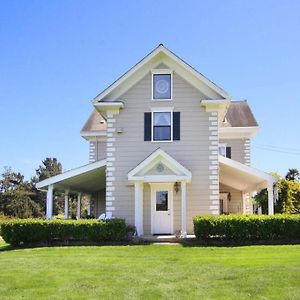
[0,240,299,299]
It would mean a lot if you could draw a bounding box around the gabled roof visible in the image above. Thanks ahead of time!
[223,100,258,127]
[93,44,231,102]
[128,148,192,182]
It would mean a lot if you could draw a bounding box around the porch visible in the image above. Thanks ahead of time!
[36,160,106,219]
[219,155,277,215]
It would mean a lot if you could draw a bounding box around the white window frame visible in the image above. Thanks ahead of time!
[151,69,173,101]
[151,107,174,143]
[219,143,227,157]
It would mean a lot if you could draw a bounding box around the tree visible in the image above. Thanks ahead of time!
[254,174,300,214]
[285,168,300,181]
[0,167,43,218]
[36,158,62,181]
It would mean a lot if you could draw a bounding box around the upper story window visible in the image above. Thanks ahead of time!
[152,70,173,100]
[144,109,180,142]
[153,112,172,141]
[219,143,231,159]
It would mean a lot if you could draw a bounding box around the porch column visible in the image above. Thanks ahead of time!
[267,182,274,215]
[86,194,92,216]
[77,193,82,219]
[134,182,144,236]
[64,190,69,220]
[46,184,54,219]
[181,181,187,238]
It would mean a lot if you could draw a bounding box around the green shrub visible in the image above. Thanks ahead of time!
[193,214,300,241]
[0,218,132,246]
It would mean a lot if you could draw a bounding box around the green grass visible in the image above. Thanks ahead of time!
[0,240,299,299]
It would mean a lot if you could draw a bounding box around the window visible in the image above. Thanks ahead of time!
[219,144,226,157]
[144,111,180,142]
[219,143,231,159]
[153,112,171,141]
[152,70,172,100]
[156,191,168,211]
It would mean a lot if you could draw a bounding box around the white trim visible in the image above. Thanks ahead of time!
[36,160,106,189]
[94,102,124,109]
[128,148,192,182]
[151,110,173,142]
[92,44,230,103]
[80,131,106,138]
[219,126,259,139]
[219,155,276,183]
[181,181,187,238]
[151,69,173,101]
[150,183,174,235]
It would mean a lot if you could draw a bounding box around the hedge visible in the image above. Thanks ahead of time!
[0,218,134,246]
[193,214,300,241]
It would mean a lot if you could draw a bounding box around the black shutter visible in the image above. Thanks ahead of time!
[173,112,180,140]
[144,112,151,141]
[226,147,231,159]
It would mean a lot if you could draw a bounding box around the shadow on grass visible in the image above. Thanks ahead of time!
[1,238,300,252]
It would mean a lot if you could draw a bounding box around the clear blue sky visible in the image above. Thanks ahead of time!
[1,0,299,179]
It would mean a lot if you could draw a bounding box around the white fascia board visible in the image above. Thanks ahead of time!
[94,101,124,110]
[201,99,231,123]
[219,126,259,139]
[36,160,106,189]
[219,155,276,183]
[80,131,106,138]
[93,44,231,103]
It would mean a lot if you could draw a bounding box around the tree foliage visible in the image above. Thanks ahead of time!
[0,158,64,218]
[254,169,300,214]
[36,158,62,181]
[285,168,300,181]
[0,167,43,218]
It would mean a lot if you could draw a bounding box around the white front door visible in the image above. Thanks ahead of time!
[151,184,173,234]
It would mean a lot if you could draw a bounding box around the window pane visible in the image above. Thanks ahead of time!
[156,191,168,211]
[154,126,171,141]
[154,112,171,125]
[153,74,171,99]
[219,146,226,157]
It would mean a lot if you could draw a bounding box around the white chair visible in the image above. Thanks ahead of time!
[97,212,113,220]
[105,212,113,220]
[98,213,106,220]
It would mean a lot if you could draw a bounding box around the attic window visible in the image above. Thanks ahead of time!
[152,70,173,100]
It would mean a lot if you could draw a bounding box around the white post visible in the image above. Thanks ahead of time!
[267,182,274,215]
[181,181,187,238]
[46,184,54,219]
[134,182,144,236]
[77,193,82,219]
[64,190,69,220]
[87,194,91,216]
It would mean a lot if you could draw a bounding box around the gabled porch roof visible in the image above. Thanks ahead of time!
[219,155,276,192]
[128,148,192,183]
[36,160,106,193]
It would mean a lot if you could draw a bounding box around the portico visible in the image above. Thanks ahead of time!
[128,149,192,238]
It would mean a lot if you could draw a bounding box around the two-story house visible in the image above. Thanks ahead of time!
[37,45,276,237]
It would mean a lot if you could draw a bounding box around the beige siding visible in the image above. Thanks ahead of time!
[220,183,243,213]
[89,141,106,163]
[109,71,217,233]
[219,138,251,165]
[93,189,106,217]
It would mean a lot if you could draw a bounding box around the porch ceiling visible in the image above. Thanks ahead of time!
[219,155,276,192]
[36,160,106,193]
